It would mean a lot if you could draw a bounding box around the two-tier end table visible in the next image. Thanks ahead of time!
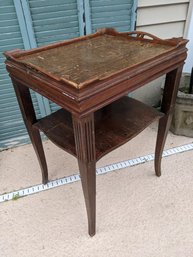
[4,28,188,236]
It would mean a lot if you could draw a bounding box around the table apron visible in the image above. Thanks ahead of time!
[6,54,186,117]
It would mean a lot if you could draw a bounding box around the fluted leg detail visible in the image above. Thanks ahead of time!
[73,113,96,236]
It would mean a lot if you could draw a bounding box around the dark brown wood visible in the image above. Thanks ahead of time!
[16,35,173,88]
[4,28,188,236]
[155,66,183,176]
[34,97,164,160]
[4,28,188,116]
[11,79,48,184]
[72,114,96,236]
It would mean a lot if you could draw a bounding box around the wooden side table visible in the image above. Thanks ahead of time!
[4,28,188,236]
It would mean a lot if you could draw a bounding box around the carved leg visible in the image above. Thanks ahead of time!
[12,80,48,184]
[72,114,96,236]
[155,66,183,176]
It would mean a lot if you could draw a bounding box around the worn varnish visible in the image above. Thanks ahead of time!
[18,34,173,88]
[34,97,163,160]
[4,28,188,236]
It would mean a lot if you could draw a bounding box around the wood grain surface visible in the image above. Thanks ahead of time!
[18,34,173,88]
[33,96,164,160]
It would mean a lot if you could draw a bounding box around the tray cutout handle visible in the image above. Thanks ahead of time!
[125,31,162,42]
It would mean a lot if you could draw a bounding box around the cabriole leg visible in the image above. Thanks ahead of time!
[155,66,183,176]
[72,113,96,236]
[12,79,48,184]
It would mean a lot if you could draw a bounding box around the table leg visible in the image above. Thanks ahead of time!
[155,66,183,176]
[12,80,48,184]
[72,114,96,236]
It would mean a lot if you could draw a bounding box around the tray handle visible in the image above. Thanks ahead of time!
[121,31,162,42]
[120,30,184,46]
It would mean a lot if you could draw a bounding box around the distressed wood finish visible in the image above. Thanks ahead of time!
[33,97,164,160]
[4,28,188,236]
[4,29,188,116]
[16,34,173,87]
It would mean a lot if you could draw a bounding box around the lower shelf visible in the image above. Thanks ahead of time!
[33,96,164,160]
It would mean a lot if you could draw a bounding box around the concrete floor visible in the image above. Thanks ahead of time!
[0,122,193,257]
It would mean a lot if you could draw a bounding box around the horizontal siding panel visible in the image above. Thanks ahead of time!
[0,105,40,116]
[0,86,13,94]
[0,79,11,85]
[0,85,12,92]
[91,0,131,7]
[91,4,132,13]
[0,92,39,110]
[36,28,79,44]
[0,73,10,80]
[92,9,132,18]
[0,104,40,121]
[0,31,21,41]
[29,3,78,15]
[0,130,27,140]
[0,90,17,98]
[0,129,27,141]
[137,4,188,26]
[92,14,132,23]
[137,21,185,39]
[32,15,78,27]
[0,114,24,123]
[0,78,11,86]
[0,108,21,115]
[0,6,16,14]
[0,75,11,83]
[37,33,79,45]
[93,20,131,30]
[1,25,24,34]
[0,0,42,148]
[0,18,20,27]
[0,123,26,134]
[0,98,21,107]
[0,0,14,5]
[115,25,133,32]
[0,37,23,47]
[34,21,79,33]
[32,9,77,21]
[0,12,17,20]
[0,44,22,54]
[90,0,134,32]
[138,0,189,7]
[0,125,26,134]
[29,0,76,8]
[35,28,79,38]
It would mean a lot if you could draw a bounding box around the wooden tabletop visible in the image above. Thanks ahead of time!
[5,28,183,90]
[4,28,188,115]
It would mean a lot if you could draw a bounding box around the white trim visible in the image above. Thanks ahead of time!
[184,0,193,37]
[183,0,193,73]
[138,0,189,8]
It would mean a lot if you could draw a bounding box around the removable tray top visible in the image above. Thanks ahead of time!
[5,28,185,89]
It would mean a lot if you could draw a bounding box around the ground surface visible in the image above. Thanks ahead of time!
[0,123,193,257]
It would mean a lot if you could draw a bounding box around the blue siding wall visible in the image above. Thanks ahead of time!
[0,0,42,149]
[0,0,136,149]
